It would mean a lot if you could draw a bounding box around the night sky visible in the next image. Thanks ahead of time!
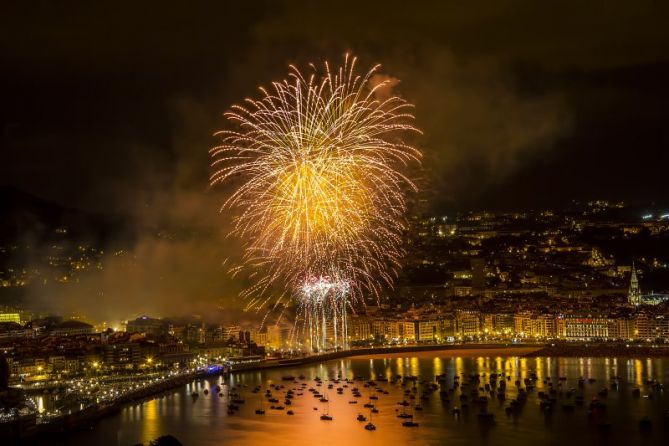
[2,0,668,215]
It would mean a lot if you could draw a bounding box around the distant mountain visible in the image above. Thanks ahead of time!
[0,185,126,245]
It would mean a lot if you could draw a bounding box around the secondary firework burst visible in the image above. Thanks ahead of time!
[298,275,350,351]
[211,54,421,350]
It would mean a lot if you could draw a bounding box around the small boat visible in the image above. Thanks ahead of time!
[402,421,419,427]
[561,404,575,412]
[639,416,652,431]
[320,414,333,420]
[478,412,495,423]
[287,410,294,415]
[255,409,265,415]
[357,414,367,421]
[364,422,376,431]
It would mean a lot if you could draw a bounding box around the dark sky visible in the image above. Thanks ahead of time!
[2,0,668,214]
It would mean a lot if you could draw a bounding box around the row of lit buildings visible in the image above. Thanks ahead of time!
[342,309,669,344]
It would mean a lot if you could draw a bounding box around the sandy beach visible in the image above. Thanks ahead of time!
[348,346,541,360]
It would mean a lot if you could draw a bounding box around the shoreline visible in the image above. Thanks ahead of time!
[228,343,543,373]
[525,343,669,358]
[4,368,219,443]
[348,346,541,359]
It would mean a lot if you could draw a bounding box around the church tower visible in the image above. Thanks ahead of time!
[628,262,641,305]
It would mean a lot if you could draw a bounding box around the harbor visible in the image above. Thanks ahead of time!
[27,352,669,446]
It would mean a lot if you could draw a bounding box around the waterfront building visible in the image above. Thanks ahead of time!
[556,316,609,340]
[398,321,416,341]
[491,313,515,335]
[441,316,457,337]
[531,314,556,338]
[514,312,533,337]
[348,316,371,341]
[371,318,400,340]
[608,318,633,340]
[456,310,480,337]
[632,312,651,339]
[417,319,441,342]
[481,314,494,333]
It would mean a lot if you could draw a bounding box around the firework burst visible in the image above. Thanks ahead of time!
[211,55,421,331]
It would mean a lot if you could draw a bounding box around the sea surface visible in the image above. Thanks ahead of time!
[43,349,669,445]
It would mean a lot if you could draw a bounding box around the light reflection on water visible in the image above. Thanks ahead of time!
[45,352,669,446]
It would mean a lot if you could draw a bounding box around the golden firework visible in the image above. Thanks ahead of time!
[211,55,421,310]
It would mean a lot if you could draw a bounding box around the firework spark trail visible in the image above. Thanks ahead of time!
[211,55,421,330]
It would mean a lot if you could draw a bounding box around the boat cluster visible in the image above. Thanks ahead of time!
[192,370,668,435]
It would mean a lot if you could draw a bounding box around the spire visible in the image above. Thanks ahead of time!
[628,262,641,305]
